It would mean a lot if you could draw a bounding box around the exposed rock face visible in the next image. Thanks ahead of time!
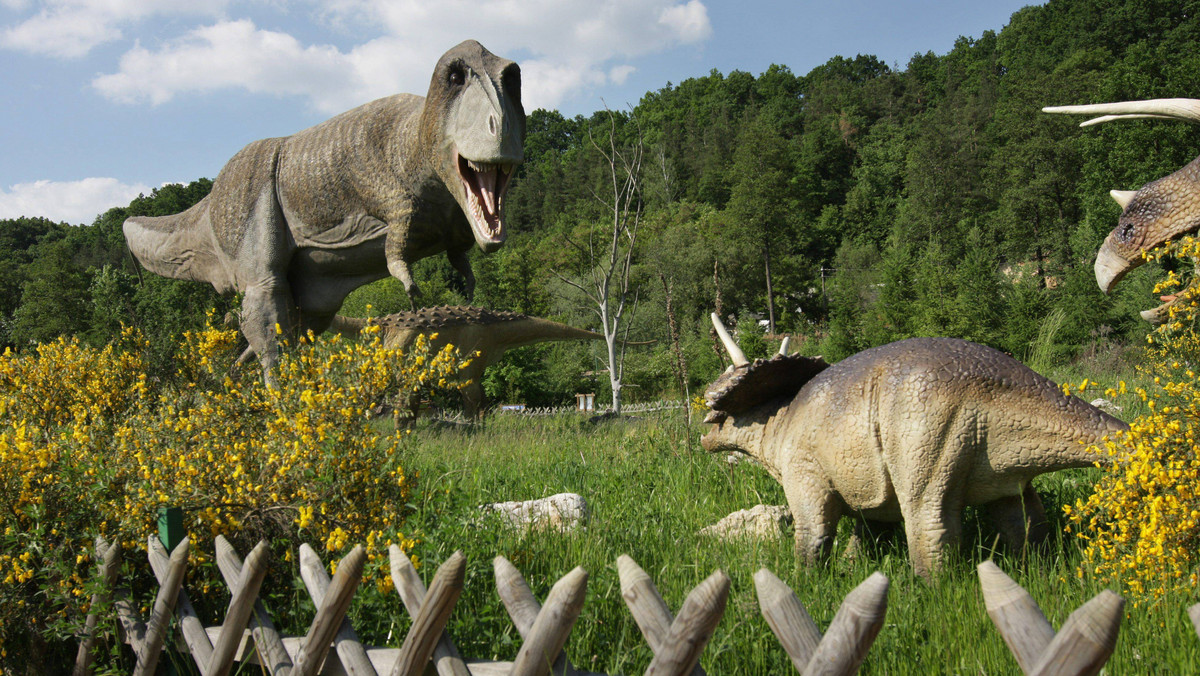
[699,505,792,540]
[480,493,589,532]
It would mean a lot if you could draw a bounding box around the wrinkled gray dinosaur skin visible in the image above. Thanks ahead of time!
[123,40,525,376]
[701,337,1127,579]
[330,306,607,418]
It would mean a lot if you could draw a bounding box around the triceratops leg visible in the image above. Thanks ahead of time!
[783,471,842,563]
[986,484,1051,552]
[900,497,963,580]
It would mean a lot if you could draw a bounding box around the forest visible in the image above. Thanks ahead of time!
[2,0,1198,408]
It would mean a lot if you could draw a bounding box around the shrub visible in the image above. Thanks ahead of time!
[0,318,471,668]
[1066,237,1200,602]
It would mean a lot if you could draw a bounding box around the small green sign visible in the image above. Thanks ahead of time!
[157,506,184,551]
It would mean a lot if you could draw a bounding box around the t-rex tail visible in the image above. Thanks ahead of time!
[122,198,225,287]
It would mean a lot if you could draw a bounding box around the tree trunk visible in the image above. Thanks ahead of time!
[711,259,726,368]
[607,335,622,414]
[764,235,776,335]
[659,272,689,407]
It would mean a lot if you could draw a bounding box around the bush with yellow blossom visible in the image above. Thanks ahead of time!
[0,316,471,669]
[1067,235,1200,602]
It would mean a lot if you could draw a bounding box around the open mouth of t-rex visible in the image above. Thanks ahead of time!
[457,154,515,247]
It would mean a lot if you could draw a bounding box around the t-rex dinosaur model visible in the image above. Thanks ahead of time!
[701,314,1127,578]
[330,306,613,418]
[123,40,525,376]
[1044,98,1200,323]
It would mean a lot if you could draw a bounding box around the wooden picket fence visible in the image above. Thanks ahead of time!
[74,534,1200,676]
[494,400,687,419]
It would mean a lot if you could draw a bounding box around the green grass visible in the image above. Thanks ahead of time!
[347,410,1200,675]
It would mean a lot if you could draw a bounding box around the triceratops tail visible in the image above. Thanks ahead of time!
[1063,404,1129,466]
[123,198,221,284]
[328,315,370,338]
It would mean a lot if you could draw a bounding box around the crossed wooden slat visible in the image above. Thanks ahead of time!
[76,538,739,676]
[81,537,1184,675]
[753,568,888,675]
[978,560,1124,676]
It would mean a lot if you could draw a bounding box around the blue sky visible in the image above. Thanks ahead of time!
[0,0,1042,224]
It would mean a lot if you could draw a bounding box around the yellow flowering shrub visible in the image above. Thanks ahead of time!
[1067,236,1200,602]
[0,317,471,668]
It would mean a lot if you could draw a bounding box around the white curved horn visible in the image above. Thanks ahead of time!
[1110,189,1137,210]
[710,312,749,367]
[1043,98,1200,126]
[778,337,790,356]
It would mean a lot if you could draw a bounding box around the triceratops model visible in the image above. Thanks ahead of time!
[123,40,525,377]
[701,314,1127,578]
[331,306,614,418]
[1044,98,1200,323]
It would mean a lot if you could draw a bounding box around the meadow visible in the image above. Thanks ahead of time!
[384,403,1200,674]
[2,314,1199,673]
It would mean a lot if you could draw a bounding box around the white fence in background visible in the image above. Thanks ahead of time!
[495,399,688,418]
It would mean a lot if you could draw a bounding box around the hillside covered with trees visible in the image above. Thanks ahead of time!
[2,0,1197,407]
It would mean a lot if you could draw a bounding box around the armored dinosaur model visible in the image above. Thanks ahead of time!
[701,314,1127,578]
[331,306,615,418]
[123,40,525,376]
[1044,98,1200,323]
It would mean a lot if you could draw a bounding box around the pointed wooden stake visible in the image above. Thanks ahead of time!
[616,555,706,676]
[390,545,471,676]
[753,568,821,672]
[978,561,1055,674]
[978,560,1123,676]
[510,566,589,676]
[214,535,293,674]
[644,569,729,676]
[495,556,580,675]
[73,537,122,676]
[392,551,466,676]
[135,536,189,676]
[805,572,888,676]
[209,541,271,676]
[294,545,365,676]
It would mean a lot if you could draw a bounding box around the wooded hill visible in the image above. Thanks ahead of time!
[2,0,1197,407]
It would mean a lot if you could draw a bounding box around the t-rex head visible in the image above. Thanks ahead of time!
[700,312,828,452]
[1044,98,1200,323]
[423,40,526,254]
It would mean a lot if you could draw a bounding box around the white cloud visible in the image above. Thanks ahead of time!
[86,0,712,112]
[1,0,228,58]
[658,0,711,43]
[608,64,636,86]
[94,20,365,110]
[0,178,151,224]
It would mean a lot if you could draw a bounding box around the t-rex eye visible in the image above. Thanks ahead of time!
[449,66,466,87]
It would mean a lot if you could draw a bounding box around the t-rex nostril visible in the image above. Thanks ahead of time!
[488,115,497,135]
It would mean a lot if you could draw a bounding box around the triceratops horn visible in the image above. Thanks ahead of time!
[1110,189,1137,210]
[1043,98,1200,126]
[710,312,749,367]
[778,337,790,356]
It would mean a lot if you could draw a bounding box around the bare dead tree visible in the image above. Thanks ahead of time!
[553,109,644,414]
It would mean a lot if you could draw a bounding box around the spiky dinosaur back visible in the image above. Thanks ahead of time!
[369,305,531,331]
